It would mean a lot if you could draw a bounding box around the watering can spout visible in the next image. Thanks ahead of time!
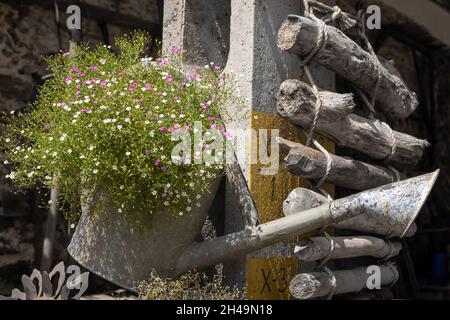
[175,170,439,274]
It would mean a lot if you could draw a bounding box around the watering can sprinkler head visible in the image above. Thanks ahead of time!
[285,170,440,238]
[329,169,440,237]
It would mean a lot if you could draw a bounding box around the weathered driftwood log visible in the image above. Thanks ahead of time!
[289,265,399,299]
[277,79,430,166]
[278,138,403,191]
[295,236,402,262]
[283,188,417,238]
[277,15,418,119]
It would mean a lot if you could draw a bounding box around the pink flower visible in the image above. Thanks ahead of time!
[223,130,233,140]
[65,77,73,84]
[69,66,78,73]
[207,116,215,121]
[100,80,108,88]
[172,47,181,54]
[193,66,201,70]
[80,109,91,113]
[76,71,86,77]
[89,66,99,72]
[155,159,161,166]
[210,123,217,129]
[184,125,190,131]
[157,58,169,65]
[174,96,181,103]
[62,52,70,58]
[144,83,152,91]
[160,127,166,132]
[165,76,173,84]
[186,72,194,79]
[160,166,167,172]
[201,101,211,109]
[213,65,221,70]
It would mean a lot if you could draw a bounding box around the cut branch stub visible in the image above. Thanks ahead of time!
[277,79,430,167]
[277,14,418,119]
[278,137,402,191]
[289,265,399,299]
[295,236,402,262]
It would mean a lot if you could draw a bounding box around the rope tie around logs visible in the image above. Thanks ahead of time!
[322,266,337,300]
[318,231,335,268]
[300,0,335,199]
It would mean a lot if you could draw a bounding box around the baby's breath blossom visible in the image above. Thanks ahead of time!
[1,31,237,224]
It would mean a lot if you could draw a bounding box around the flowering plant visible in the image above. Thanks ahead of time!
[1,32,234,223]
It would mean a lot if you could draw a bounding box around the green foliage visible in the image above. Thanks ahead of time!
[1,32,236,224]
[137,270,242,300]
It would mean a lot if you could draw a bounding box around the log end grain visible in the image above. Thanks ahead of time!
[277,15,303,52]
[277,79,355,122]
[289,273,323,300]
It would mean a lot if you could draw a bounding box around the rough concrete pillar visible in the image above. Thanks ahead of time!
[162,0,230,66]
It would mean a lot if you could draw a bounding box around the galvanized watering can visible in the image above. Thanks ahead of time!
[68,170,439,290]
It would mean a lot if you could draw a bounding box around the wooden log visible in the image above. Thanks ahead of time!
[289,265,399,299]
[295,236,402,262]
[277,79,430,166]
[277,15,418,119]
[283,188,417,238]
[278,138,402,191]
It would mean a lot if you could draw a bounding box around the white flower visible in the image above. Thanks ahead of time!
[124,118,130,123]
[119,185,125,190]
[88,145,94,151]
[186,206,192,212]
[149,131,154,137]
[117,208,123,213]
[80,154,86,159]
[67,149,72,154]
[151,190,157,196]
[178,212,184,216]
[93,169,98,174]
[3,160,8,165]
[5,138,10,143]
[117,125,123,130]
[112,165,118,170]
[126,107,131,111]
[125,151,131,156]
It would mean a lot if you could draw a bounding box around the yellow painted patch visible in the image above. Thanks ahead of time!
[246,257,298,300]
[245,111,335,299]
